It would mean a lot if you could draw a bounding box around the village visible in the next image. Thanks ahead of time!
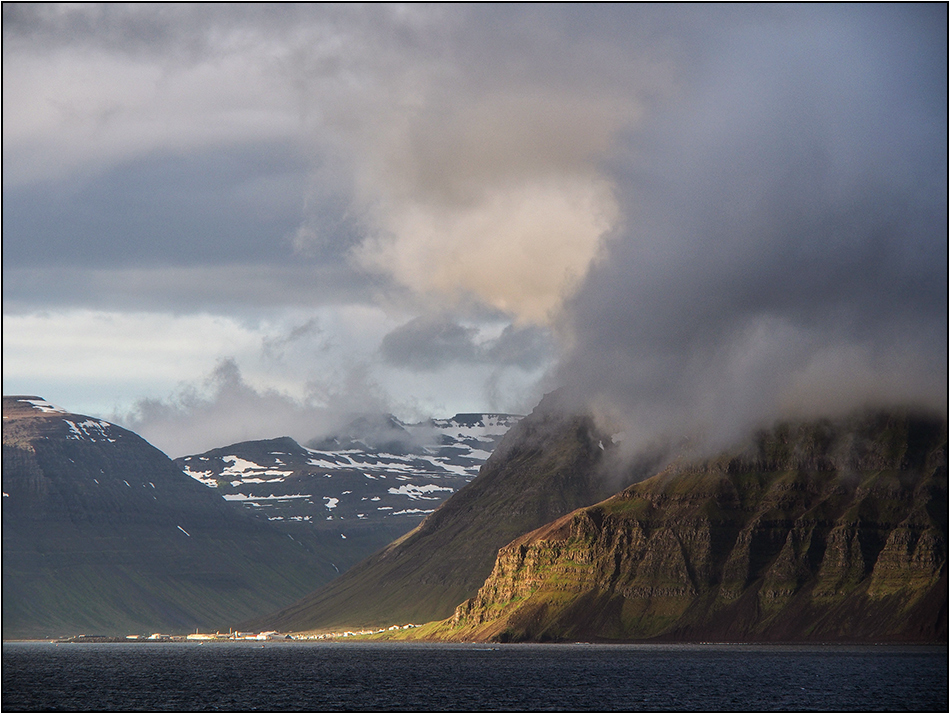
[54,624,421,644]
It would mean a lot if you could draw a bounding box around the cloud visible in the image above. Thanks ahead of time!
[5,4,945,451]
[379,315,480,371]
[355,176,620,324]
[6,5,650,325]
[3,5,666,325]
[2,4,306,186]
[555,4,948,453]
[379,314,554,372]
[1,309,262,391]
[2,264,381,316]
[280,6,674,324]
[261,318,324,361]
[117,357,391,457]
[486,324,554,370]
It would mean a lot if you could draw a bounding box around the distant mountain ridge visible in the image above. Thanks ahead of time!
[174,413,521,572]
[2,396,337,639]
[305,412,519,455]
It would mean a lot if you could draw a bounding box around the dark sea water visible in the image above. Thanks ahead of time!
[2,641,946,712]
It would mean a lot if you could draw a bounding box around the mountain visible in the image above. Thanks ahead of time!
[423,410,947,643]
[247,392,651,633]
[1,396,338,639]
[173,414,520,574]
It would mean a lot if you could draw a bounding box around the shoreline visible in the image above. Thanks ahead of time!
[5,638,947,649]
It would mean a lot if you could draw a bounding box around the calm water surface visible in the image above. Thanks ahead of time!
[2,641,946,712]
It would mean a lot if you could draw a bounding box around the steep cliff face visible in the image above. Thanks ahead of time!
[433,411,947,643]
[2,396,337,639]
[251,391,642,632]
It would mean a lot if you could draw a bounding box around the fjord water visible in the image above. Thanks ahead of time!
[2,642,946,712]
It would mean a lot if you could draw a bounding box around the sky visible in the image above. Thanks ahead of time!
[3,4,947,457]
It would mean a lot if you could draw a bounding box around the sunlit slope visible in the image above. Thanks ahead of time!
[2,396,337,639]
[250,392,633,632]
[426,411,947,643]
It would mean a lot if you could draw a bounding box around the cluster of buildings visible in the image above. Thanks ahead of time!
[294,624,420,640]
[61,624,420,643]
[135,631,291,641]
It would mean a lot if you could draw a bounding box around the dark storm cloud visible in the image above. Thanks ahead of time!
[379,316,481,371]
[556,3,948,450]
[2,143,310,269]
[380,316,553,372]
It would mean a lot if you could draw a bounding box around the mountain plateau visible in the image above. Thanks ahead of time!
[2,396,337,639]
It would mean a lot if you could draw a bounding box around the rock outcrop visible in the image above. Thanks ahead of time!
[249,391,649,633]
[430,411,947,643]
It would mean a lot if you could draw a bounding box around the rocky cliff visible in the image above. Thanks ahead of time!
[250,391,647,632]
[429,411,946,643]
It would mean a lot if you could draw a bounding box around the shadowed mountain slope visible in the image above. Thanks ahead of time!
[2,396,337,639]
[423,410,947,643]
[250,392,641,632]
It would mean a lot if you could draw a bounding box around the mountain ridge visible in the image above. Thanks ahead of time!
[2,396,336,639]
[173,413,522,574]
[416,409,947,643]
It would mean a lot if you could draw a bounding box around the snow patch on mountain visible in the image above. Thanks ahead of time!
[387,484,454,500]
[181,465,217,486]
[175,413,521,535]
[220,455,293,480]
[392,508,436,516]
[223,493,312,502]
[19,398,68,414]
[63,419,117,443]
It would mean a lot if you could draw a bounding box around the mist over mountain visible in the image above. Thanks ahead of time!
[552,4,947,456]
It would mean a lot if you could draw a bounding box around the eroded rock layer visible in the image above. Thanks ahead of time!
[434,411,946,643]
